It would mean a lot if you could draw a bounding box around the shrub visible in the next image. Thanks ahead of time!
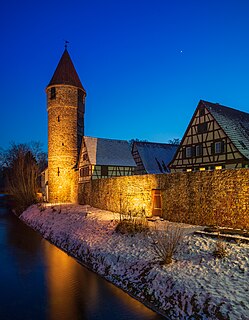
[115,217,149,234]
[213,240,227,258]
[149,224,185,265]
[116,209,149,234]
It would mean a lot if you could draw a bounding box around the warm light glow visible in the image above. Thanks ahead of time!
[215,166,223,170]
[186,168,192,172]
[199,167,205,171]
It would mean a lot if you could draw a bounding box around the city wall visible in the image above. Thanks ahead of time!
[79,169,249,229]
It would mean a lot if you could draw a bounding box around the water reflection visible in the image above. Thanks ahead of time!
[44,241,163,320]
[0,201,164,320]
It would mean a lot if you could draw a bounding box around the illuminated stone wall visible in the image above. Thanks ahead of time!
[79,169,249,229]
[47,85,84,203]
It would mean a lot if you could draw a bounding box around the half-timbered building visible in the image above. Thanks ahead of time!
[132,141,178,174]
[78,136,136,182]
[169,100,249,172]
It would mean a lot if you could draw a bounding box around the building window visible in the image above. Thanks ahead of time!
[215,141,225,154]
[58,116,60,122]
[50,87,56,100]
[197,122,208,133]
[83,153,88,161]
[80,166,89,177]
[199,108,205,117]
[186,168,192,172]
[101,165,108,177]
[199,167,205,171]
[211,141,225,154]
[57,167,60,176]
[195,144,202,157]
[215,141,221,154]
[215,165,223,170]
[186,146,192,158]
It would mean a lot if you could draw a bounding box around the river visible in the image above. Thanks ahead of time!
[0,200,164,320]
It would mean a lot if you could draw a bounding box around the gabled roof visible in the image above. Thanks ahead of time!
[133,141,178,173]
[201,100,249,159]
[47,49,85,92]
[83,136,136,167]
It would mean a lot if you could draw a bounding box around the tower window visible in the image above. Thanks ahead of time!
[50,87,56,100]
[57,167,60,176]
[58,116,60,122]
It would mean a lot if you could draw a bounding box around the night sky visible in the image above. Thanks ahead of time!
[1,0,249,151]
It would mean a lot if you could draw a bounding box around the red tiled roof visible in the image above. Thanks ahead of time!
[47,49,86,92]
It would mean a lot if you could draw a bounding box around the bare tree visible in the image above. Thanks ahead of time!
[168,138,181,145]
[1,142,47,213]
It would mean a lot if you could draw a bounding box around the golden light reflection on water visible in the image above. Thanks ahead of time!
[43,242,162,320]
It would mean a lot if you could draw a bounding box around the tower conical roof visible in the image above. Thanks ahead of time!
[47,49,85,92]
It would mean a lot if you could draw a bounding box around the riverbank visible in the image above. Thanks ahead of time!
[20,204,249,319]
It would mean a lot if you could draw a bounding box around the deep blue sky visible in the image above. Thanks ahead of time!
[1,0,249,151]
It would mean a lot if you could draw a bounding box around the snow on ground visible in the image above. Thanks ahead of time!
[20,204,249,320]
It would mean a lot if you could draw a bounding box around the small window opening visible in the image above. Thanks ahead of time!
[50,87,56,100]
[57,167,60,176]
[199,108,205,117]
[62,143,64,146]
[58,116,60,122]
[197,122,208,133]
[101,166,108,177]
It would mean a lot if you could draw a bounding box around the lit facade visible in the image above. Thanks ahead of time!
[46,49,86,203]
[169,100,249,172]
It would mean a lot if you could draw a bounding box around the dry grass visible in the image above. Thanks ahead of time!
[149,224,185,265]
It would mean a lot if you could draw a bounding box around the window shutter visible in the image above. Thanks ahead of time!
[199,144,203,156]
[192,146,196,157]
[221,141,225,153]
[211,143,215,155]
[182,148,186,159]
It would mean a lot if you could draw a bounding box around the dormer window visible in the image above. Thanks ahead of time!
[50,87,56,100]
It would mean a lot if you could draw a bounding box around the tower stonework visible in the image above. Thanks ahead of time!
[46,49,86,203]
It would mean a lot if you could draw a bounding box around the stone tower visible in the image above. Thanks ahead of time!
[46,48,86,203]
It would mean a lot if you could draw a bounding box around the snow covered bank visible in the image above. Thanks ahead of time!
[20,204,249,319]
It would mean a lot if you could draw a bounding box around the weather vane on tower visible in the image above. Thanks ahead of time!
[64,40,69,49]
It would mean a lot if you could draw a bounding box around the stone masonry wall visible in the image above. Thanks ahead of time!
[79,169,249,229]
[47,85,81,203]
